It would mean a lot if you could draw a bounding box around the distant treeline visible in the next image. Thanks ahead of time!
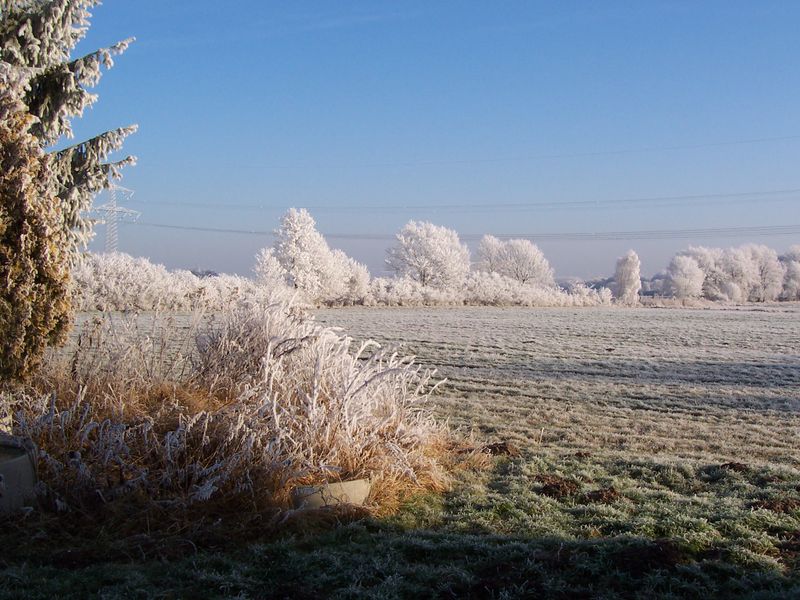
[75,208,800,311]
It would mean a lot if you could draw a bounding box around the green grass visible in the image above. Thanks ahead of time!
[2,306,799,598]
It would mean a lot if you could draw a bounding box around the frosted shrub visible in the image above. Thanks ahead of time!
[367,276,463,307]
[567,283,613,307]
[464,272,560,306]
[73,252,294,312]
[6,300,447,528]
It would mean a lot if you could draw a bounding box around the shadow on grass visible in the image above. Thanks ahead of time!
[2,455,800,598]
[2,519,798,599]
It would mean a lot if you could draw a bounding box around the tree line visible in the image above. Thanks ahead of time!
[73,207,799,311]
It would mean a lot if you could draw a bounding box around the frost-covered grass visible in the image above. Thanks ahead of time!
[2,306,799,598]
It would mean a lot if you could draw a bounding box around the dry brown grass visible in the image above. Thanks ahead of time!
[1,300,450,547]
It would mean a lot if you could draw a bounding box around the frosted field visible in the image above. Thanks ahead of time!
[316,305,800,466]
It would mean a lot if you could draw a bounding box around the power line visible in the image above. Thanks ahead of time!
[342,134,800,169]
[167,133,800,171]
[124,186,800,213]
[125,221,800,242]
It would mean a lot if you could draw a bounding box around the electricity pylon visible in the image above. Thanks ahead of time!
[93,184,140,253]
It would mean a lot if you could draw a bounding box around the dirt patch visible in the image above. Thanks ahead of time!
[581,487,620,504]
[535,474,580,499]
[751,497,800,513]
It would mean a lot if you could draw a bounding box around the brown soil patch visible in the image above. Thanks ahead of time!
[582,487,620,504]
[535,474,580,499]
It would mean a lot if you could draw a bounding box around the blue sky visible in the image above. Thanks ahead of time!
[74,1,800,278]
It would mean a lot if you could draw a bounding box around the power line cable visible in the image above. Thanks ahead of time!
[125,221,800,242]
[167,133,800,171]
[124,186,800,213]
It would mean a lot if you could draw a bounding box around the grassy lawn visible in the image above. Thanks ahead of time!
[2,306,799,598]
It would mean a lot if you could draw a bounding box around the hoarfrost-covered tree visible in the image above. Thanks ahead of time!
[676,244,784,302]
[1,0,137,253]
[613,250,641,306]
[269,208,369,304]
[742,244,784,302]
[0,1,135,381]
[253,247,288,286]
[666,254,704,299]
[332,249,370,304]
[386,220,470,290]
[273,208,334,299]
[680,246,727,300]
[780,245,800,300]
[0,64,69,380]
[476,235,555,287]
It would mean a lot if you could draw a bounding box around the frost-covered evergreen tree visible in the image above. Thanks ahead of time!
[386,220,470,290]
[613,250,642,306]
[273,208,336,300]
[476,235,555,287]
[270,208,369,304]
[0,0,135,380]
[0,63,69,380]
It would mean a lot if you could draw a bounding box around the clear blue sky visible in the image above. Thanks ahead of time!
[74,0,800,278]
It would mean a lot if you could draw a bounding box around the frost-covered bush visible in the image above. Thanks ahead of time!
[566,282,614,307]
[386,221,470,291]
[463,272,594,307]
[613,250,642,306]
[73,252,293,312]
[5,300,447,530]
[367,276,464,307]
[365,272,612,308]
